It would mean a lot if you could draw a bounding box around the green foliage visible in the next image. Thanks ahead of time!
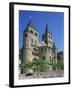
[57,60,64,70]
[52,63,57,70]
[19,59,64,73]
[19,59,52,73]
[32,59,52,72]
[19,63,28,70]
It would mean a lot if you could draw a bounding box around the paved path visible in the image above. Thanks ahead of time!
[19,70,64,79]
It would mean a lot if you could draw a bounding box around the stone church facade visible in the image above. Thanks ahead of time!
[20,20,57,70]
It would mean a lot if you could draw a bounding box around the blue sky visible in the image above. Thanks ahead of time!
[19,10,64,52]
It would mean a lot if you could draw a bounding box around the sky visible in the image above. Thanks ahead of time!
[19,10,64,52]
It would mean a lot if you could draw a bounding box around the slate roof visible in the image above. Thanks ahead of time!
[24,20,37,32]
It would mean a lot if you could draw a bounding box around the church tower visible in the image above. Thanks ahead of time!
[22,19,39,63]
[39,24,57,61]
[42,24,53,48]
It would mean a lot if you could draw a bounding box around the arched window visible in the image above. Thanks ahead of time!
[33,48,37,52]
[45,40,47,44]
[41,48,43,51]
[30,30,33,34]
[49,35,50,38]
[35,32,37,36]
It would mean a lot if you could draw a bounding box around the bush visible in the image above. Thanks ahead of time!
[57,60,64,70]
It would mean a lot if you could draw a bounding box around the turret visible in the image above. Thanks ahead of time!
[42,24,53,48]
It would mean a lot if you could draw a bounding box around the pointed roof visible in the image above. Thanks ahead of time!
[44,24,48,45]
[42,24,48,40]
[45,24,48,33]
[24,20,37,32]
[45,24,53,36]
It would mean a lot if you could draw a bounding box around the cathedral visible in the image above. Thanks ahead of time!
[20,20,58,72]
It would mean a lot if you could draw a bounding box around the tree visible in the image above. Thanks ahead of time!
[19,60,33,74]
[31,59,40,77]
[39,59,52,72]
[19,59,53,77]
[52,62,57,70]
[57,60,64,70]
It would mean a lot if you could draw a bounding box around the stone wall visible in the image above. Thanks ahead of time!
[39,46,54,61]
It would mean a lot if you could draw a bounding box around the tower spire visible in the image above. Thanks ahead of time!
[45,24,48,33]
[45,24,48,45]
